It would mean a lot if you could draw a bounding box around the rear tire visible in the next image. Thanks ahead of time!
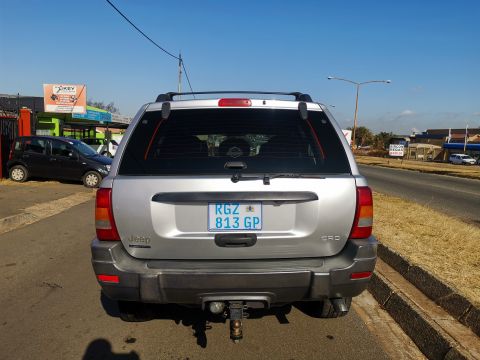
[9,165,28,182]
[118,301,153,322]
[82,171,101,188]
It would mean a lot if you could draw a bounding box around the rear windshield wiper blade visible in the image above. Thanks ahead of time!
[268,173,325,179]
[231,173,324,184]
[265,173,325,184]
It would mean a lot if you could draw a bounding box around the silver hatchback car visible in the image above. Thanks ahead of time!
[91,91,377,341]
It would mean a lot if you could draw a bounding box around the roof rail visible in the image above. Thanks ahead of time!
[155,91,313,102]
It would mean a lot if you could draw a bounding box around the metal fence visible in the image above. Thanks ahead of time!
[0,117,18,178]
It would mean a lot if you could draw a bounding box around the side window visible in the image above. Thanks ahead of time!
[14,140,23,151]
[24,138,46,154]
[51,140,72,157]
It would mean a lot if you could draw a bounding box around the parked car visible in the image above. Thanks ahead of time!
[81,138,119,157]
[91,91,377,342]
[8,136,112,187]
[448,153,476,165]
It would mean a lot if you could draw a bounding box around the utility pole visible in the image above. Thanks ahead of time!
[464,125,468,153]
[177,52,182,99]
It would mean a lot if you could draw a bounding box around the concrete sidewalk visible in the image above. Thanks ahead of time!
[0,179,95,235]
[0,179,93,219]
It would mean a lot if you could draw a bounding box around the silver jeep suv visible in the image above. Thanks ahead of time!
[91,91,377,341]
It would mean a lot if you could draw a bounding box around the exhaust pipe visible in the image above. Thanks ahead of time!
[331,298,349,315]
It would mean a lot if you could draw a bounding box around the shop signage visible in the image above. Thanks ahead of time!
[389,144,405,157]
[43,84,87,114]
[72,107,112,122]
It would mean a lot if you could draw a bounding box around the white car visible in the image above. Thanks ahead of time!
[81,138,119,157]
[449,153,476,165]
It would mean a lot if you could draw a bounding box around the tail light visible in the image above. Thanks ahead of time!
[349,186,373,239]
[95,188,120,241]
[218,98,252,107]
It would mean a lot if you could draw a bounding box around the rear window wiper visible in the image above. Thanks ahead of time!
[265,173,325,184]
[231,173,324,184]
[231,173,263,183]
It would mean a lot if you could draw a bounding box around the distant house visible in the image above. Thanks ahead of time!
[389,136,410,146]
[411,128,480,161]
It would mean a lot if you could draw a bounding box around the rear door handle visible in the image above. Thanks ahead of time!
[215,233,257,248]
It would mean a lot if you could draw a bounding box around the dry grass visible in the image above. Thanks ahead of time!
[356,155,480,180]
[373,192,480,306]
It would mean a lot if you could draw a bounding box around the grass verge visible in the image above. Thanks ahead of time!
[356,155,480,180]
[373,192,480,307]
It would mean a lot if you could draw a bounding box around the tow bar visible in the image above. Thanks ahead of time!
[228,301,244,343]
[207,300,247,342]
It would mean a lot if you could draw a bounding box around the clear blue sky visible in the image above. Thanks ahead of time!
[1,0,479,134]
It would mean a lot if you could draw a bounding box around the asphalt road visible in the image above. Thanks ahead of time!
[359,164,480,225]
[0,196,390,360]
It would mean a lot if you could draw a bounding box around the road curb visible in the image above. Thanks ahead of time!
[369,271,471,360]
[377,242,480,338]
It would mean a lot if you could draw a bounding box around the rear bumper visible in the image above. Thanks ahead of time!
[91,237,377,306]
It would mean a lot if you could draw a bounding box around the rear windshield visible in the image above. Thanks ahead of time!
[118,108,350,175]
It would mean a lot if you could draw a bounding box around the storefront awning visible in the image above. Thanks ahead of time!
[72,106,111,122]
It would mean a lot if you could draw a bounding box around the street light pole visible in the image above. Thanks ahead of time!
[327,76,391,149]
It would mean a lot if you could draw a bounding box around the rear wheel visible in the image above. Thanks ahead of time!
[9,165,28,182]
[82,171,101,188]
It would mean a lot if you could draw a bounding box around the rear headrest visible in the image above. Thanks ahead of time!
[219,138,251,157]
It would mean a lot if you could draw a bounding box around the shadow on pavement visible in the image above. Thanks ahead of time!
[294,302,326,318]
[100,292,293,348]
[101,292,120,317]
[82,339,139,360]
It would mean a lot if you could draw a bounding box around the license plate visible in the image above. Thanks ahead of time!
[208,203,262,231]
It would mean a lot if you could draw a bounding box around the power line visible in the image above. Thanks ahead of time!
[106,0,195,97]
[105,0,179,60]
[106,0,195,96]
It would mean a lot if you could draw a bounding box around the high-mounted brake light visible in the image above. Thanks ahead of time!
[95,188,120,241]
[349,186,373,239]
[218,98,252,107]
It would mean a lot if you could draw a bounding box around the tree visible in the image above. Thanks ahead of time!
[87,100,119,114]
[350,126,374,147]
[373,132,394,149]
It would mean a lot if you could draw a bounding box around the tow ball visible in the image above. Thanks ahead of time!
[208,301,246,343]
